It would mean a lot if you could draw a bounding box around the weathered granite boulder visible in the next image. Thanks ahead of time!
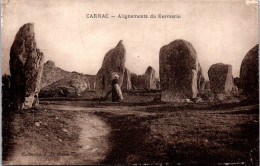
[95,40,126,98]
[144,66,157,90]
[41,60,96,90]
[122,68,132,90]
[208,63,234,94]
[159,39,199,102]
[39,75,90,97]
[41,60,65,88]
[9,23,44,109]
[240,44,259,96]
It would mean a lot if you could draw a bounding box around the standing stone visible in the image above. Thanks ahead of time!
[208,63,234,94]
[9,23,44,109]
[159,40,199,102]
[95,40,126,98]
[122,68,132,90]
[240,44,259,97]
[144,66,157,90]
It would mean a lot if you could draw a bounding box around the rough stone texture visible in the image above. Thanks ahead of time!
[208,63,234,94]
[9,23,44,109]
[122,68,132,90]
[144,66,157,90]
[41,60,96,90]
[159,40,199,102]
[95,40,126,98]
[39,75,90,97]
[240,44,259,96]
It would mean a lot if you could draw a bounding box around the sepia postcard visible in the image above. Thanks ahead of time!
[1,0,259,165]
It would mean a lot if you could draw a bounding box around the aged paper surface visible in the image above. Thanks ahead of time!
[1,0,259,165]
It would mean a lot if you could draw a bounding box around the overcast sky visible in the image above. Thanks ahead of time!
[1,0,258,79]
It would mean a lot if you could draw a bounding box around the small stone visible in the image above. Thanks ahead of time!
[91,148,98,152]
[214,93,226,101]
[185,99,192,103]
[44,109,47,111]
[55,116,59,120]
[61,128,68,133]
[35,122,40,127]
[144,66,157,90]
[58,139,63,142]
[194,97,203,103]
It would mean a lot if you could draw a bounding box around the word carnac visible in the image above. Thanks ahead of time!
[86,14,109,18]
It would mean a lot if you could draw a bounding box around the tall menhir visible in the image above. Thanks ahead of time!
[9,23,44,109]
[159,39,200,102]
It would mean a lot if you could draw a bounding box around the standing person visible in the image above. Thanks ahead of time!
[111,74,123,102]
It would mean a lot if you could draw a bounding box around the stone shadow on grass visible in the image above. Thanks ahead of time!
[2,99,16,161]
[92,111,165,164]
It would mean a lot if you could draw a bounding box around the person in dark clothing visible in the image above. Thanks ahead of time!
[111,74,123,102]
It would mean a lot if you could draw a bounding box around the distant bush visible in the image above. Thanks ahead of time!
[2,74,11,99]
[131,73,146,90]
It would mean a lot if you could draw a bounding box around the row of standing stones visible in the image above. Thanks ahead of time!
[9,23,259,109]
[159,40,258,102]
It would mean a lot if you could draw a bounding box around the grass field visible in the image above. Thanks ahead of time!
[2,92,259,165]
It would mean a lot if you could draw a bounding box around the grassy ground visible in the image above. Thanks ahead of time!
[91,102,259,164]
[2,92,259,164]
[2,105,81,165]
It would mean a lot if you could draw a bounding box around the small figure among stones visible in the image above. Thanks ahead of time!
[112,74,123,102]
[95,40,126,98]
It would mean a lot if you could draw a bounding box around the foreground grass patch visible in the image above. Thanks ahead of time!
[3,107,81,165]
